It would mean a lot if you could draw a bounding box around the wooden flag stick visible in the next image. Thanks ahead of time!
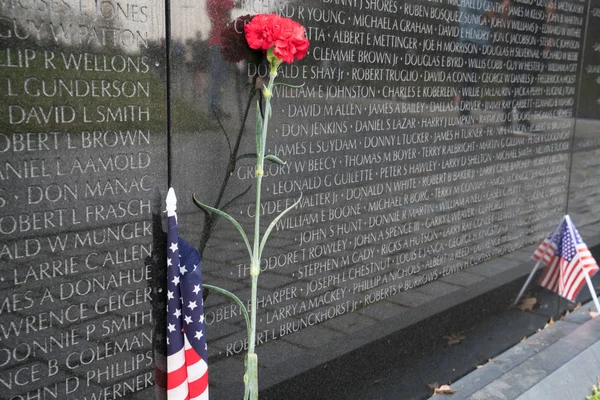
[514,260,541,306]
[583,273,600,313]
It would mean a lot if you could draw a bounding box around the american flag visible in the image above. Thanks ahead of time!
[165,205,209,399]
[533,215,599,302]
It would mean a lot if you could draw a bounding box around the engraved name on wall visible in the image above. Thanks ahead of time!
[0,1,167,398]
[200,0,581,381]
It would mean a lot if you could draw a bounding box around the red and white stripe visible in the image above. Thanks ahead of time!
[532,239,556,264]
[562,246,599,301]
[538,245,598,302]
[168,335,209,400]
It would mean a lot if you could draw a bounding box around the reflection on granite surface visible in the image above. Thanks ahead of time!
[0,0,167,398]
[166,0,595,398]
[1,0,599,398]
[569,1,600,227]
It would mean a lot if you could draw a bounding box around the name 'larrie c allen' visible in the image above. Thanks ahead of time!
[12,255,79,286]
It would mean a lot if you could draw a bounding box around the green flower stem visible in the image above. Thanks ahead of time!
[245,353,258,400]
[246,66,278,400]
[195,59,287,400]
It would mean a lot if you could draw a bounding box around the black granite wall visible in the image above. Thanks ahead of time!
[0,0,167,398]
[1,0,599,398]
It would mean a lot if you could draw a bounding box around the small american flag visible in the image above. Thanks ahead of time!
[166,201,209,399]
[533,215,599,302]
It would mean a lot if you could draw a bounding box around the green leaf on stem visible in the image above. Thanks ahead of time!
[193,194,253,258]
[202,284,250,342]
[264,155,286,165]
[259,194,303,256]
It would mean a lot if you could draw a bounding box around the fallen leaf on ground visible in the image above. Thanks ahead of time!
[434,385,457,395]
[427,382,440,390]
[544,317,554,328]
[574,302,583,311]
[517,297,537,312]
[590,310,599,319]
[520,336,527,342]
[443,333,466,346]
[476,365,483,369]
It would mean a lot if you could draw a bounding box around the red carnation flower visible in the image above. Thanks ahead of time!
[244,14,309,64]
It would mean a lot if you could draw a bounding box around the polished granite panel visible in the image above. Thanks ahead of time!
[167,0,593,398]
[1,0,599,398]
[568,0,600,226]
[0,1,168,398]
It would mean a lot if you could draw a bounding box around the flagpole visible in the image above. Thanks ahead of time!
[565,215,600,312]
[514,261,541,306]
[583,273,600,312]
